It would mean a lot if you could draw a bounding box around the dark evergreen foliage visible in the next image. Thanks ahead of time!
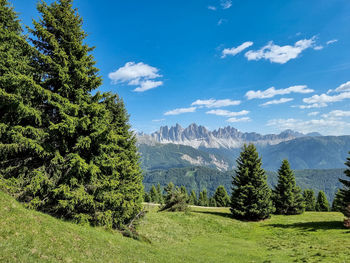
[273,160,304,215]
[315,191,329,212]
[213,185,230,207]
[332,189,343,212]
[160,182,188,212]
[230,144,274,221]
[198,189,209,207]
[188,190,197,205]
[0,0,143,229]
[339,152,350,214]
[303,189,316,211]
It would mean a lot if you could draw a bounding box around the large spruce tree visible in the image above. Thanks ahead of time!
[0,0,49,193]
[1,0,143,229]
[230,144,274,221]
[339,152,350,214]
[273,160,304,215]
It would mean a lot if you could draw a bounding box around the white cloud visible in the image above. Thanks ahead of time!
[164,107,196,116]
[221,41,253,58]
[327,39,338,45]
[227,117,251,123]
[322,110,350,118]
[307,111,319,116]
[108,62,163,92]
[244,37,316,64]
[191,98,241,108]
[313,45,323,50]
[302,92,350,105]
[133,80,163,92]
[299,103,327,109]
[220,0,232,9]
[246,85,313,100]
[267,118,350,135]
[260,98,293,106]
[208,5,217,10]
[206,109,249,117]
[334,81,350,93]
[152,118,165,122]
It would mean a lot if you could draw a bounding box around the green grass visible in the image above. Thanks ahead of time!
[1,191,349,263]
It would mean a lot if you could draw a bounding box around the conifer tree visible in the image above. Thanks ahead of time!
[180,186,189,203]
[156,183,164,204]
[149,185,159,203]
[1,0,143,229]
[273,160,304,215]
[188,190,197,205]
[209,197,217,207]
[213,185,230,207]
[231,144,274,221]
[0,0,47,192]
[315,191,329,212]
[164,182,175,204]
[339,152,350,214]
[303,189,316,211]
[198,189,209,206]
[332,189,343,212]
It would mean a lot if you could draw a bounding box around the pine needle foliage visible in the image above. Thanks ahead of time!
[273,160,304,215]
[315,191,329,212]
[213,185,230,207]
[0,0,143,229]
[339,152,350,215]
[303,189,316,211]
[230,144,274,221]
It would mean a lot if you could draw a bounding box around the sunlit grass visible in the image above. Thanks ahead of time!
[1,192,349,263]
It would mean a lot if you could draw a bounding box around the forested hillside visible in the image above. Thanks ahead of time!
[143,167,346,202]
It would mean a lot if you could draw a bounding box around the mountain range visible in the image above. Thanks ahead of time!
[138,123,321,149]
[137,124,350,171]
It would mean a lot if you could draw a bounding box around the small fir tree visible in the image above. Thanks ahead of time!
[198,189,209,206]
[303,189,316,211]
[332,189,343,212]
[180,186,189,203]
[230,144,274,221]
[209,197,217,207]
[161,183,188,212]
[213,185,230,207]
[156,183,164,204]
[315,191,330,212]
[188,190,197,205]
[149,185,159,203]
[273,160,304,215]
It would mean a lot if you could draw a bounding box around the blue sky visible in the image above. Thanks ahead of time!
[11,0,350,135]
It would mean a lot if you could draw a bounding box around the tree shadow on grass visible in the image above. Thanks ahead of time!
[266,221,345,231]
[192,210,232,219]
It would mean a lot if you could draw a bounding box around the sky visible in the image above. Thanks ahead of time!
[11,0,350,135]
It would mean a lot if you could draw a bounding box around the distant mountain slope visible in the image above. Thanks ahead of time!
[260,136,350,170]
[143,166,346,202]
[138,143,234,171]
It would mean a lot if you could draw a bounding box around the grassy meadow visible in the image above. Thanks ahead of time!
[1,191,349,263]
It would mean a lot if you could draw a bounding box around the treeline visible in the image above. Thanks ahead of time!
[147,144,350,226]
[144,183,230,207]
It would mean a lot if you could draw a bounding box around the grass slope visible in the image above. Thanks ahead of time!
[1,191,350,263]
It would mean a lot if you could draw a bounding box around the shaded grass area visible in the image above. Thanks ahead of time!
[1,191,349,263]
